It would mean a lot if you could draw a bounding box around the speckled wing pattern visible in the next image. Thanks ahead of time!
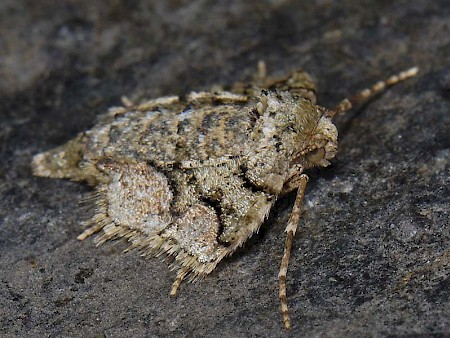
[32,87,323,279]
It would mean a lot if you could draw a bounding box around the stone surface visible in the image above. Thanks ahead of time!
[0,1,448,337]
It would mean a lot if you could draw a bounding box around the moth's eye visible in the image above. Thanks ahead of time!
[306,148,325,163]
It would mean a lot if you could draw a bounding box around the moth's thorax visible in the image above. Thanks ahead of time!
[255,91,323,147]
[241,91,325,194]
[255,90,338,172]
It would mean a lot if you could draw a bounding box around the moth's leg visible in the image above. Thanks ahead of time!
[186,91,249,105]
[270,69,317,103]
[328,66,418,118]
[77,219,103,241]
[228,61,268,95]
[170,266,190,296]
[120,96,134,107]
[280,170,307,196]
[232,61,317,102]
[162,203,226,284]
[115,96,182,114]
[258,62,317,102]
[279,173,308,330]
[253,60,268,87]
[78,161,174,242]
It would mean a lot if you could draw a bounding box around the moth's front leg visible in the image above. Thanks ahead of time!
[280,169,308,196]
[279,173,309,330]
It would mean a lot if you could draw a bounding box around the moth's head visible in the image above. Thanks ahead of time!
[302,116,338,169]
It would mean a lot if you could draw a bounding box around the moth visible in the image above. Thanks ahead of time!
[32,62,418,329]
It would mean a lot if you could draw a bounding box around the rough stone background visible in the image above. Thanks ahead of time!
[1,1,449,337]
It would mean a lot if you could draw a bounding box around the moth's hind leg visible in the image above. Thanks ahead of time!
[253,60,269,87]
[77,222,104,241]
[170,266,190,297]
[77,161,174,244]
[232,61,317,102]
[279,173,309,330]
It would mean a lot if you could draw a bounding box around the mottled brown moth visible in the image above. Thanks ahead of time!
[32,62,418,329]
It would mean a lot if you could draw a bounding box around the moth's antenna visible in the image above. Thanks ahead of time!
[327,67,419,118]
